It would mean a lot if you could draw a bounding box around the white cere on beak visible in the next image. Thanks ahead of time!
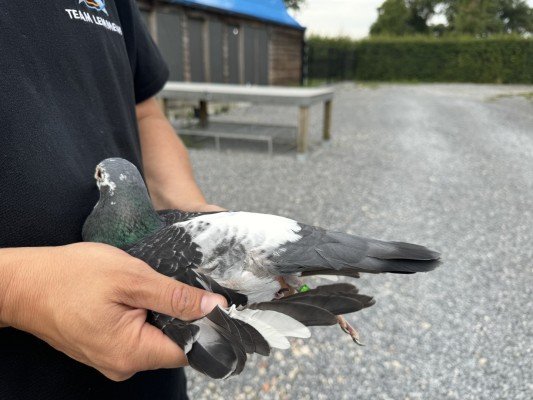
[95,166,116,195]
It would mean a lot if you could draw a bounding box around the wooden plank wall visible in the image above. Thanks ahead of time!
[137,0,303,86]
[270,27,304,85]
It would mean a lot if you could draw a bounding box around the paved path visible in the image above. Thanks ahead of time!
[185,83,533,400]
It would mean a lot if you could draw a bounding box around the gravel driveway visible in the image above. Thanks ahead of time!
[183,83,533,400]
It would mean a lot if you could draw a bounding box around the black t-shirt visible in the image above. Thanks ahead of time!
[0,1,188,399]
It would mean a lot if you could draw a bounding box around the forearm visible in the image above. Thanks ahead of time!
[136,97,207,210]
[0,248,17,327]
[0,247,47,329]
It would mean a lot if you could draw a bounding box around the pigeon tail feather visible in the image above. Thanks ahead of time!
[274,226,441,275]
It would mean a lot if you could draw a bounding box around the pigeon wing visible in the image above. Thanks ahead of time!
[126,223,248,306]
[151,284,375,379]
[159,212,440,283]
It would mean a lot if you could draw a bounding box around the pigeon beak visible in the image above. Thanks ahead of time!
[94,165,116,194]
[95,166,105,189]
[95,166,104,182]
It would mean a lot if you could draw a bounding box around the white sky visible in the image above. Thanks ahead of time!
[290,0,533,39]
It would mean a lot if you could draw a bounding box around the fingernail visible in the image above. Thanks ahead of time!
[201,294,227,314]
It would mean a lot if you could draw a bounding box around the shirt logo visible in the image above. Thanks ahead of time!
[65,0,122,35]
[79,0,108,16]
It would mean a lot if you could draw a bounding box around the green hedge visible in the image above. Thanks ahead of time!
[307,36,533,84]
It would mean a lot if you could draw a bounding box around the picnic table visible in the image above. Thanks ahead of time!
[159,82,334,155]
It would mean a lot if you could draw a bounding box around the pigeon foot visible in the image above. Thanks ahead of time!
[337,315,364,346]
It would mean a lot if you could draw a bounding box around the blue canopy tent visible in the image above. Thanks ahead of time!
[168,0,304,29]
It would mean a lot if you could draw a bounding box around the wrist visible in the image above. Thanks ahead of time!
[150,191,208,212]
[156,198,226,213]
[150,189,208,211]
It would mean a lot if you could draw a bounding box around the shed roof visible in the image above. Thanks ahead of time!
[168,0,304,29]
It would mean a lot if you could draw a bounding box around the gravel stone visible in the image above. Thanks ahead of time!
[183,83,533,400]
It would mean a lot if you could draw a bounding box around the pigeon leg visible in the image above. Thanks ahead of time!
[276,276,300,297]
[337,315,364,346]
[282,276,304,289]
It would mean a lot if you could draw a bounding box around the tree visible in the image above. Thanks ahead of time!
[496,0,533,34]
[284,0,305,11]
[408,0,440,32]
[446,0,505,35]
[370,0,438,36]
[370,0,533,36]
[370,0,417,35]
[446,0,533,35]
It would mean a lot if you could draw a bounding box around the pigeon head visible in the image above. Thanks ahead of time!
[94,157,144,195]
[83,157,163,249]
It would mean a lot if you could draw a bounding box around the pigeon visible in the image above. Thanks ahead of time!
[82,157,441,379]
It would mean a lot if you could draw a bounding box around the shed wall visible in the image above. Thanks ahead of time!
[156,11,185,81]
[137,1,303,86]
[270,27,303,85]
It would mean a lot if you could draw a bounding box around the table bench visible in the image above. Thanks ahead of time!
[158,82,334,156]
[172,121,299,155]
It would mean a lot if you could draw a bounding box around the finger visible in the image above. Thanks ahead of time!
[132,323,189,371]
[122,269,227,321]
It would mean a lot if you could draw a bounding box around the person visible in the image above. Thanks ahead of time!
[0,1,226,399]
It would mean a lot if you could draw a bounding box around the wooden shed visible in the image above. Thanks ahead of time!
[136,0,305,85]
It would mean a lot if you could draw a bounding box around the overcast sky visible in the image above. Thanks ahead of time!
[290,0,533,39]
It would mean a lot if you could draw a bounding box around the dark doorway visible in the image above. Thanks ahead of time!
[188,18,205,82]
[227,24,241,84]
[244,25,269,85]
[156,11,184,81]
[209,20,224,83]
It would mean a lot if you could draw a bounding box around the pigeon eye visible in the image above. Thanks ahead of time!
[96,169,103,180]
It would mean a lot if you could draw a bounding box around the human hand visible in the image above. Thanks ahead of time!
[0,242,226,381]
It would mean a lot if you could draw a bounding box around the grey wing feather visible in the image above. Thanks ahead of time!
[186,319,241,379]
[206,307,266,356]
[272,224,441,275]
[126,224,202,274]
[251,283,375,326]
[149,312,200,354]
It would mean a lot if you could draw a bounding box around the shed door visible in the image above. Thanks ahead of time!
[227,24,241,84]
[156,11,184,81]
[209,20,224,83]
[188,18,205,82]
[256,28,269,85]
[244,26,269,85]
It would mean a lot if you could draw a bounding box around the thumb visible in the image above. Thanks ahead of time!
[122,268,227,321]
